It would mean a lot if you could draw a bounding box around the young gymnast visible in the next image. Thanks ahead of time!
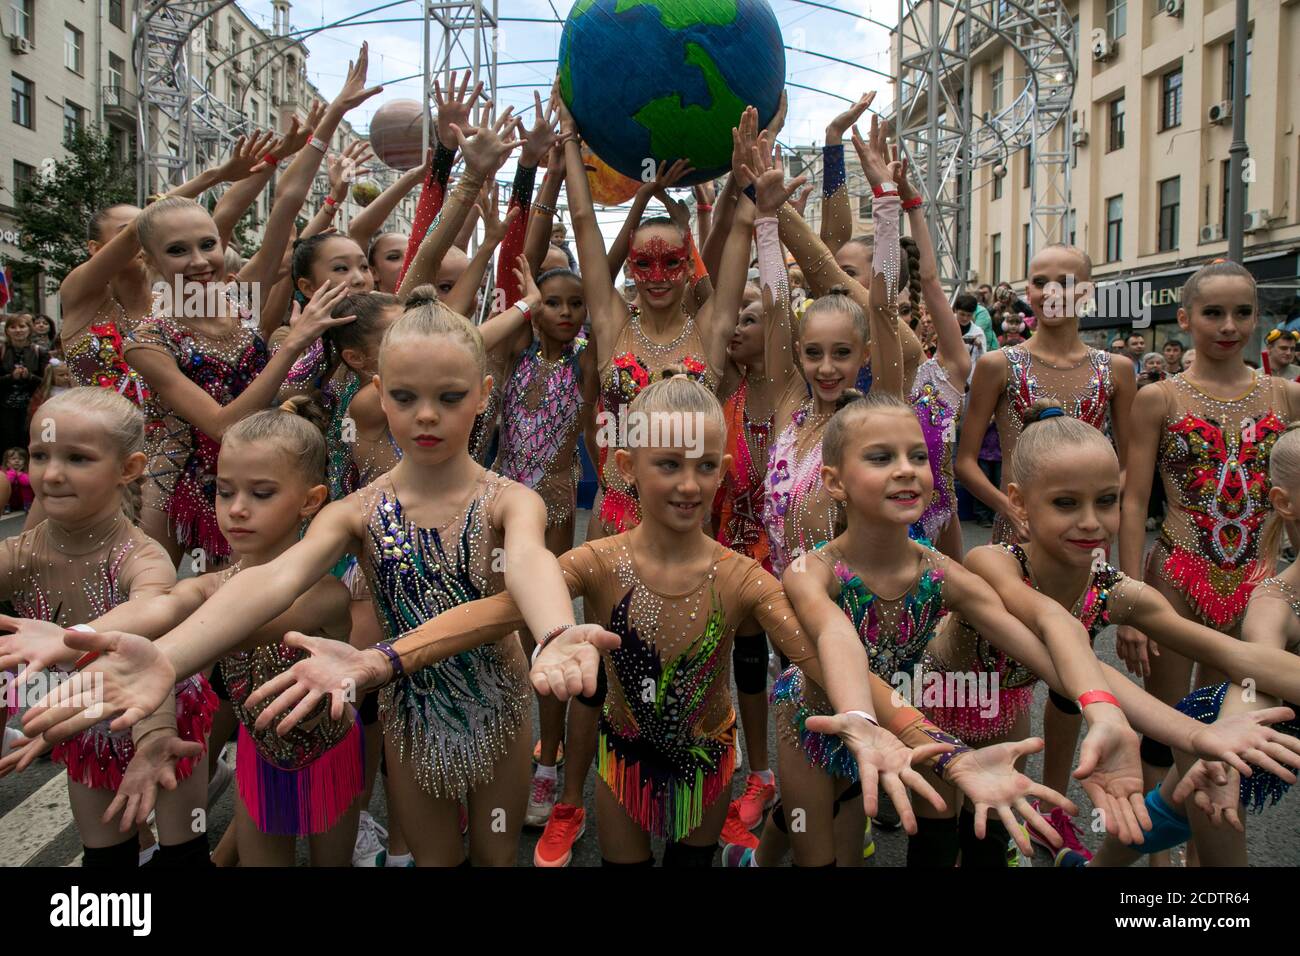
[0,388,214,867]
[23,289,586,867]
[1118,260,1300,831]
[5,405,360,866]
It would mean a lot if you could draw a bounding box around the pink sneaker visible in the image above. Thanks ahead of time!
[1030,803,1092,860]
[735,772,777,829]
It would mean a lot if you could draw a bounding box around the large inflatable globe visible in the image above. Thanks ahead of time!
[558,0,785,187]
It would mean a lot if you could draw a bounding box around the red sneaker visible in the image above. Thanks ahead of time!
[534,803,586,867]
[719,801,760,849]
[735,772,777,829]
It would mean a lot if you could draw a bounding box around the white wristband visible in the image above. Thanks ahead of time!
[845,709,879,728]
[308,135,328,154]
[515,299,532,322]
[69,624,95,633]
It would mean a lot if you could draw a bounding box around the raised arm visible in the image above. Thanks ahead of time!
[213,116,314,249]
[524,144,565,274]
[349,152,430,252]
[821,92,875,254]
[300,142,374,240]
[606,161,689,282]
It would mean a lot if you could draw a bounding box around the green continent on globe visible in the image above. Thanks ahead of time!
[569,0,599,22]
[615,0,737,30]
[632,42,745,170]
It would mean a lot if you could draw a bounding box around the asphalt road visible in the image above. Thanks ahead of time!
[2,512,1296,867]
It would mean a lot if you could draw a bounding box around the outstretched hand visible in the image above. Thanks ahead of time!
[1172,759,1244,832]
[740,132,808,218]
[452,106,522,178]
[0,614,82,677]
[102,731,204,832]
[530,624,622,701]
[335,43,384,113]
[1187,705,1300,781]
[247,632,380,735]
[434,70,486,149]
[1073,718,1152,844]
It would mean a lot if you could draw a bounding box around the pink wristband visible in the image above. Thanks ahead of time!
[1078,690,1121,710]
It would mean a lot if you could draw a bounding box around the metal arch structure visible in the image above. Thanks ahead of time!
[133,0,250,204]
[896,0,1076,291]
[420,2,500,156]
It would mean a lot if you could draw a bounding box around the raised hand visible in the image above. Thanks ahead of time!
[247,632,382,734]
[275,102,328,159]
[741,133,808,218]
[102,731,204,832]
[453,107,522,178]
[693,180,716,207]
[730,105,760,186]
[1073,718,1152,844]
[327,142,370,197]
[21,629,175,744]
[893,157,919,204]
[214,130,280,182]
[637,158,693,200]
[1186,705,1300,781]
[284,280,356,354]
[946,737,1080,854]
[512,254,542,314]
[479,184,520,248]
[790,183,814,218]
[850,112,894,189]
[763,90,788,138]
[1171,760,1243,831]
[335,43,384,113]
[0,614,82,677]
[805,712,950,831]
[827,91,876,144]
[530,624,623,701]
[434,69,486,149]
[519,88,559,168]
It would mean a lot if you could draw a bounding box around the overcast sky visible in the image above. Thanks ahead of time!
[238,0,895,232]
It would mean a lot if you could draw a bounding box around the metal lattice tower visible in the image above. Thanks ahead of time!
[897,0,1076,290]
[419,2,500,161]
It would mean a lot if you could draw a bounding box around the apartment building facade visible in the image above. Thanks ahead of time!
[901,0,1300,349]
[3,0,416,315]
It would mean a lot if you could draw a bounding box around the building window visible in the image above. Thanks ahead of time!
[1226,34,1253,100]
[992,233,1002,283]
[108,53,125,101]
[1071,15,1079,61]
[990,68,1004,113]
[63,101,85,143]
[250,99,259,125]
[1106,195,1123,262]
[1023,222,1031,277]
[1068,208,1077,247]
[11,73,32,129]
[109,126,129,162]
[109,0,124,30]
[1107,96,1125,151]
[11,0,32,40]
[1106,0,1126,39]
[1160,67,1183,131]
[1158,177,1180,252]
[13,160,34,201]
[1023,144,1032,189]
[993,168,1003,200]
[65,24,84,75]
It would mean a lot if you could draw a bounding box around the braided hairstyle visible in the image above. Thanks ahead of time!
[899,236,922,308]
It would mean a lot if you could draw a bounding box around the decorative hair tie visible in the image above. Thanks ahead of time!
[1037,407,1066,421]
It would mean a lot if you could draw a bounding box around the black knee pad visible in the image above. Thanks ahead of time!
[906,816,959,868]
[1048,688,1081,716]
[732,632,769,695]
[770,800,788,834]
[576,659,608,709]
[601,856,653,867]
[359,689,379,726]
[82,836,140,868]
[958,809,1009,868]
[1140,735,1175,768]
[662,842,717,867]
[148,833,212,868]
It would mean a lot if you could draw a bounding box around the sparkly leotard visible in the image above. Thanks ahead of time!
[62,298,150,406]
[497,338,586,529]
[991,344,1114,544]
[771,541,949,779]
[1148,374,1295,628]
[595,309,716,534]
[358,471,530,799]
[1176,575,1300,811]
[909,357,963,542]
[921,542,1142,742]
[763,391,838,578]
[714,378,774,568]
[125,308,269,558]
[0,513,215,790]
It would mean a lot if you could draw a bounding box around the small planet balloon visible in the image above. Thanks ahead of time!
[581,144,641,206]
[368,99,426,170]
[351,181,381,207]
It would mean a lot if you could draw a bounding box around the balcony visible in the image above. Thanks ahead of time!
[102,85,137,127]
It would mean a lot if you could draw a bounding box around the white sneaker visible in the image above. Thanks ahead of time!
[525,770,558,827]
[207,756,233,808]
[353,810,388,867]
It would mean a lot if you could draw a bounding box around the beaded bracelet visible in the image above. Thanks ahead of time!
[530,624,576,666]
[532,200,556,216]
[373,641,404,681]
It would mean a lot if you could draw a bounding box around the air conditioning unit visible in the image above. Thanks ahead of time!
[1208,101,1232,125]
[1200,223,1224,242]
[1164,0,1185,16]
[1092,34,1116,61]
[232,61,243,74]
[9,35,33,54]
[1072,128,1089,146]
[1243,209,1271,233]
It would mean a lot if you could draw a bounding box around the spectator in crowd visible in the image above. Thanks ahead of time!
[993,281,1033,320]
[0,313,49,453]
[971,291,999,351]
[31,315,56,350]
[1109,335,1127,353]
[1162,336,1185,373]
[997,310,1028,347]
[1265,328,1300,381]
[977,282,993,307]
[953,292,988,370]
[1181,347,1196,372]
[3,446,32,513]
[1137,352,1167,389]
[973,422,1001,528]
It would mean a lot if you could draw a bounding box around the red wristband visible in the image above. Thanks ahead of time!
[1078,689,1121,710]
[262,153,278,168]
[871,183,899,198]
[696,203,713,212]
[324,195,338,208]
[902,195,923,210]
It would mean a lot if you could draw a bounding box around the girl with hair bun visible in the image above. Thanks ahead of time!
[1119,259,1300,855]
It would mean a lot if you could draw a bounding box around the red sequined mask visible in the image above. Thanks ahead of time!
[629,238,689,285]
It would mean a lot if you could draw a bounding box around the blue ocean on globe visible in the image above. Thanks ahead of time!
[559,0,785,186]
